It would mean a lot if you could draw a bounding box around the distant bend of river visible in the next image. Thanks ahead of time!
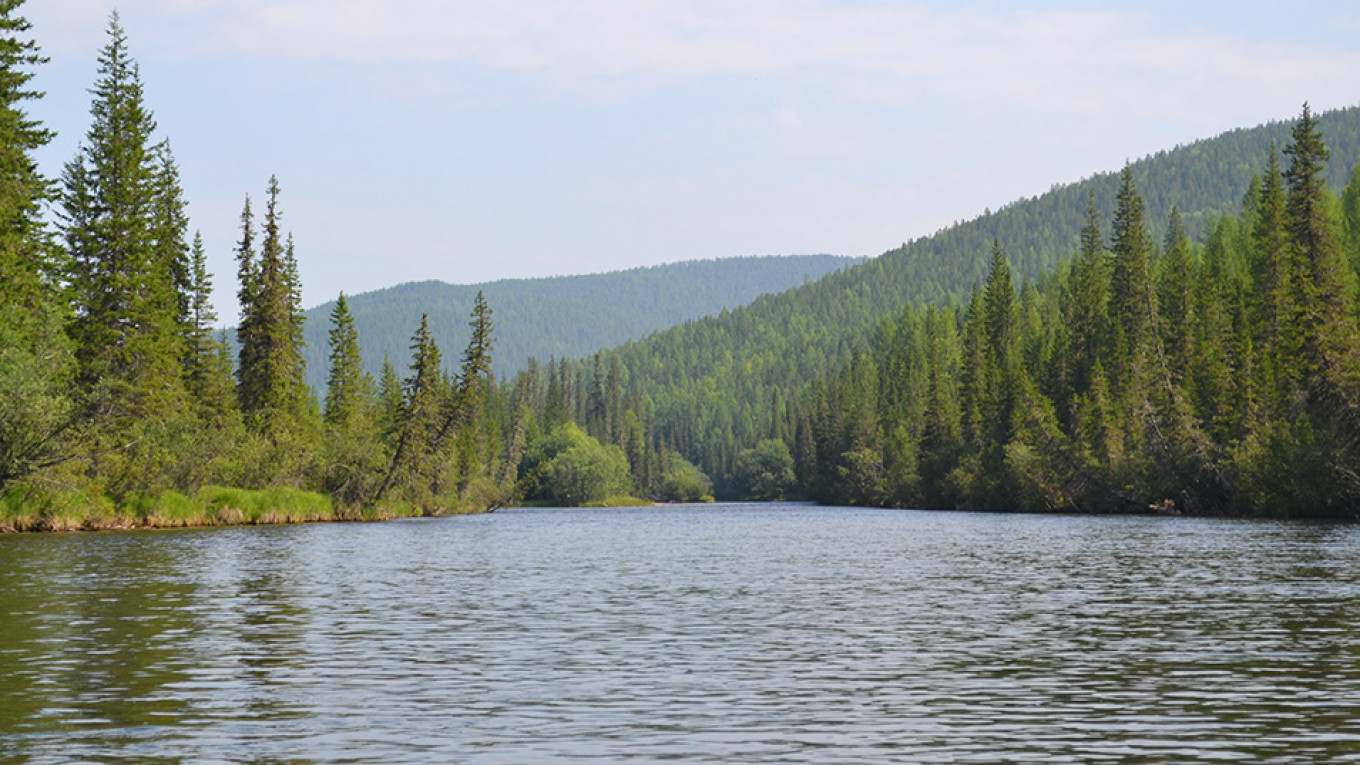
[3,504,1360,763]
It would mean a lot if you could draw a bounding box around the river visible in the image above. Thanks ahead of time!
[2,504,1359,763]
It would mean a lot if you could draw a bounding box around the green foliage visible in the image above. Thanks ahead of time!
[521,422,632,506]
[731,439,796,501]
[294,255,860,392]
[60,13,187,428]
[235,176,310,436]
[658,452,712,502]
[583,106,1360,500]
[324,293,370,428]
[0,313,75,490]
[784,106,1360,518]
[11,13,1360,528]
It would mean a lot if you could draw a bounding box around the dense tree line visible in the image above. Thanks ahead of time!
[5,3,1359,523]
[798,108,1360,517]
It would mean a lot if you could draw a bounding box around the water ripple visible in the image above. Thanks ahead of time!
[3,507,1360,762]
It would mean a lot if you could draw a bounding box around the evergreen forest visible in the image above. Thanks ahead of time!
[292,254,859,392]
[4,4,1360,530]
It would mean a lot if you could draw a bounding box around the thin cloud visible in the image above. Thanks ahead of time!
[34,0,1359,123]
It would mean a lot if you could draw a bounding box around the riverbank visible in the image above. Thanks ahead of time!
[0,485,469,533]
[0,487,682,533]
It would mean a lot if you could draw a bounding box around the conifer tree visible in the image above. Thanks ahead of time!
[0,0,78,491]
[1284,103,1359,386]
[379,314,445,506]
[1281,104,1360,510]
[324,293,368,428]
[1252,146,1300,414]
[375,355,403,439]
[586,354,606,441]
[456,290,494,413]
[0,0,54,336]
[152,142,191,329]
[60,13,186,421]
[981,242,1019,460]
[958,290,988,452]
[1108,163,1157,386]
[234,176,308,434]
[1066,192,1111,397]
[182,232,236,424]
[1158,206,1195,380]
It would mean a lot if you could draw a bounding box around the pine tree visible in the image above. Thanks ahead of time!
[324,293,369,428]
[958,289,988,453]
[375,355,403,439]
[456,290,494,413]
[235,176,308,434]
[448,292,496,497]
[1281,104,1360,512]
[0,0,78,491]
[586,354,606,441]
[151,142,191,330]
[379,314,445,507]
[60,13,185,421]
[606,356,623,446]
[1252,147,1301,416]
[0,0,54,337]
[1066,192,1111,397]
[981,242,1019,459]
[1284,103,1359,385]
[1158,206,1195,380]
[182,232,236,425]
[1108,163,1157,385]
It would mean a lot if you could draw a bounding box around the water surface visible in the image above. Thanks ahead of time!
[3,504,1359,763]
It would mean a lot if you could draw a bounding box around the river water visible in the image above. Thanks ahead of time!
[2,504,1359,763]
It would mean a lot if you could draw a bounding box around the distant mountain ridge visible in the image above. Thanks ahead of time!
[297,254,861,391]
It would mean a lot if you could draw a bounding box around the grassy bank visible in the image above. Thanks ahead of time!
[0,485,452,533]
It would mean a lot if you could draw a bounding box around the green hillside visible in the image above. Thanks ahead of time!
[298,255,859,391]
[599,105,1360,488]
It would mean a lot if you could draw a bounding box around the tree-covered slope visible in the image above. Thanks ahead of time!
[298,254,858,391]
[605,105,1360,481]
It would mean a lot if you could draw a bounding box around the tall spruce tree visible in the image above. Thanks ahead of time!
[0,0,79,491]
[0,0,53,333]
[60,13,186,421]
[1284,104,1359,386]
[981,242,1019,460]
[1066,191,1111,398]
[152,142,191,329]
[324,293,369,428]
[377,313,445,507]
[1108,163,1157,383]
[1158,206,1195,380]
[182,231,236,425]
[235,176,308,434]
[1282,104,1360,512]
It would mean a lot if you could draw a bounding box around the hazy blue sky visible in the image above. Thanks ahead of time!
[26,1,1360,321]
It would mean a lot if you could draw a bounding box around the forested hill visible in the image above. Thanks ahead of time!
[298,255,858,391]
[606,105,1360,480]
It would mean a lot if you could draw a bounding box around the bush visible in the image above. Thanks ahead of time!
[525,423,633,506]
[658,453,712,502]
[731,439,796,500]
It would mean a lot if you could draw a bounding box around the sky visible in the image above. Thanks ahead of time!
[24,1,1360,323]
